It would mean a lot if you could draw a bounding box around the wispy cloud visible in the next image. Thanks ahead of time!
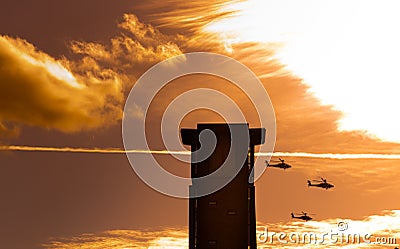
[43,228,187,249]
[267,152,400,160]
[2,145,400,160]
[0,145,187,155]
[195,0,400,143]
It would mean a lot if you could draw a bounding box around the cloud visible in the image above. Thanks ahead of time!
[139,0,242,52]
[257,209,400,248]
[0,121,19,137]
[42,210,400,248]
[145,0,238,33]
[2,1,399,157]
[70,14,183,71]
[0,14,185,135]
[4,144,400,159]
[43,228,188,249]
[193,0,400,143]
[127,1,399,152]
[0,35,123,133]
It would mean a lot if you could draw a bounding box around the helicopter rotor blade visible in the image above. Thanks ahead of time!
[295,212,316,215]
[271,159,295,162]
[312,179,324,182]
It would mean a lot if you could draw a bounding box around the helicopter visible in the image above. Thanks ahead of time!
[307,178,334,190]
[265,158,292,170]
[291,212,313,221]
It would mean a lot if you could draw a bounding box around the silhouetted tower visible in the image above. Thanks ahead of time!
[181,123,265,249]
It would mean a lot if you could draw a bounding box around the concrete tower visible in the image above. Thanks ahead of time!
[181,123,265,249]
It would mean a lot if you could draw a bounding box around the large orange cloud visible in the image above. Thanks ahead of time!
[0,14,184,135]
[0,35,123,133]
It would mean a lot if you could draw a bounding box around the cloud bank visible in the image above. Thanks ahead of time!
[43,210,400,248]
[0,14,183,135]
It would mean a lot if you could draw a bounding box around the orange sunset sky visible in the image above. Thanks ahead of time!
[1,0,400,248]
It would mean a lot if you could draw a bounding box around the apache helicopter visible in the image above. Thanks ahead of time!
[307,178,334,190]
[291,212,313,221]
[265,158,292,170]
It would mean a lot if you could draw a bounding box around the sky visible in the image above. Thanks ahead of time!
[1,0,400,248]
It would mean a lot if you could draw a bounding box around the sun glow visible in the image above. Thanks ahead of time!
[205,0,400,142]
[1,35,84,89]
[21,54,83,89]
